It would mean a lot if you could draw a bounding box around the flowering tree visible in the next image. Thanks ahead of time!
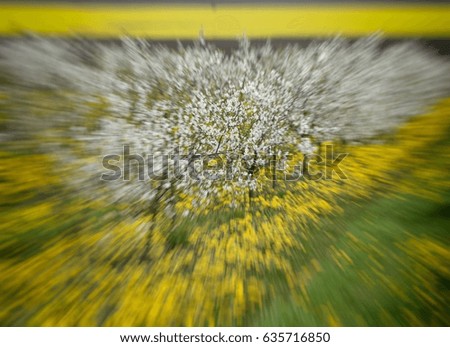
[1,36,449,215]
[282,37,450,144]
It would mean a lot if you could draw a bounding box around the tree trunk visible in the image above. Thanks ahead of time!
[272,153,277,189]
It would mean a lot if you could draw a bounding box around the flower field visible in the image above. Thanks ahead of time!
[0,38,449,326]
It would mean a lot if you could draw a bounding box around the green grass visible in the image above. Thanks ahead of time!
[253,189,450,326]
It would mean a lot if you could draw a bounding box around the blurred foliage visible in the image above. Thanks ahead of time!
[0,93,449,326]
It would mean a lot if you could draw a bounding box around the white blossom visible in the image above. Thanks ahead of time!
[1,35,449,213]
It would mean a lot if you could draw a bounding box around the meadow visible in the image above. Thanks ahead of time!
[0,38,449,326]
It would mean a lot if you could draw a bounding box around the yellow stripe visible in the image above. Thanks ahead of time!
[0,4,449,38]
